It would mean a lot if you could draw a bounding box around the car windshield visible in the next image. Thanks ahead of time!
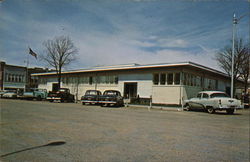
[86,91,98,95]
[104,91,119,96]
[210,93,229,98]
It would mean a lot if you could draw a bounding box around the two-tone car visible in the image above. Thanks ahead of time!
[99,90,124,107]
[184,91,243,114]
[81,90,102,105]
[20,88,47,101]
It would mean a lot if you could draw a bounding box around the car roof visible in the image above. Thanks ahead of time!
[104,90,119,92]
[199,91,226,94]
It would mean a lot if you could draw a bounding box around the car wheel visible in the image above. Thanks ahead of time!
[37,95,42,101]
[82,102,85,105]
[185,105,191,111]
[226,109,234,114]
[207,107,215,114]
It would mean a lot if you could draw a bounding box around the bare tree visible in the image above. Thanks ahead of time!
[239,47,250,94]
[42,36,77,89]
[215,39,249,94]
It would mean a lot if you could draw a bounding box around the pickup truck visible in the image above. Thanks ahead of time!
[47,88,75,103]
[21,88,47,100]
[184,91,243,114]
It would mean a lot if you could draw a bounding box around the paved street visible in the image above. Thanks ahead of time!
[0,99,249,162]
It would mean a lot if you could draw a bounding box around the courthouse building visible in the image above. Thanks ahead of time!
[32,62,236,105]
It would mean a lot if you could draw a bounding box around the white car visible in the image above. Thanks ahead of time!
[2,90,17,99]
[184,91,243,114]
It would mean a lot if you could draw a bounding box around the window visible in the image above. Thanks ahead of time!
[110,76,114,84]
[115,76,118,84]
[202,93,209,99]
[99,76,105,84]
[210,93,229,98]
[183,73,187,85]
[197,93,202,98]
[196,76,201,87]
[89,76,93,85]
[174,73,180,85]
[167,73,173,85]
[105,76,110,84]
[153,74,159,85]
[160,74,166,85]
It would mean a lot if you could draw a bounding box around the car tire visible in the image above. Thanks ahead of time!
[37,95,42,101]
[82,102,85,105]
[185,105,191,111]
[207,107,215,114]
[226,109,234,114]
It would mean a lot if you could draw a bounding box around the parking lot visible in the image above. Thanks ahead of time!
[0,99,249,162]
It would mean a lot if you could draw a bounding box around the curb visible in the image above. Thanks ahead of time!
[127,104,183,111]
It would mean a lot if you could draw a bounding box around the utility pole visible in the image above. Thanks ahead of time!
[231,13,237,98]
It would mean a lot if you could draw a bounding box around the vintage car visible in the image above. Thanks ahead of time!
[184,91,243,114]
[47,88,74,102]
[20,88,48,101]
[99,90,124,107]
[2,90,17,99]
[81,90,102,105]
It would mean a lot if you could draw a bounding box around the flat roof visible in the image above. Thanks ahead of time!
[31,61,228,77]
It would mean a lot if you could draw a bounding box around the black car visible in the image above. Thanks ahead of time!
[81,90,102,105]
[99,90,124,107]
[47,88,75,102]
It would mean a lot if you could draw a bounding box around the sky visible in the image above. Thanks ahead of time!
[0,0,249,71]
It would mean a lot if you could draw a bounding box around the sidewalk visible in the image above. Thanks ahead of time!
[127,104,183,111]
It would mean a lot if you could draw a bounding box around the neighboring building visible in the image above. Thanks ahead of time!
[0,61,52,90]
[32,62,241,105]
[0,61,27,90]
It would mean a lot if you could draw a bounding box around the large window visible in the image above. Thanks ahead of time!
[174,73,180,85]
[160,74,166,85]
[167,73,173,85]
[89,76,93,85]
[153,74,159,85]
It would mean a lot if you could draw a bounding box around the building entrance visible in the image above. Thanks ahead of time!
[124,82,137,99]
[52,83,59,92]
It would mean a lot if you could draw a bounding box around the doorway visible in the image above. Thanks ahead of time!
[124,82,137,99]
[52,83,59,92]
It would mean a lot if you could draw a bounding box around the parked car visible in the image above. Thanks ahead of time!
[99,90,124,107]
[20,88,48,101]
[184,91,243,114]
[2,90,17,99]
[81,90,102,105]
[0,90,6,98]
[47,88,74,102]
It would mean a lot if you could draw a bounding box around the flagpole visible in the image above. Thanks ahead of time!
[26,47,30,89]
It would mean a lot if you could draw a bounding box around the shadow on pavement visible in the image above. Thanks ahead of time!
[0,141,66,158]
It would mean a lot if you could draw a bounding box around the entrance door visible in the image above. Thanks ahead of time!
[124,82,137,99]
[52,83,59,92]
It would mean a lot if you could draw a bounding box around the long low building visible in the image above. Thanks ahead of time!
[32,62,234,105]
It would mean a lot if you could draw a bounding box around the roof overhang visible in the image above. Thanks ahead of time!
[31,61,228,78]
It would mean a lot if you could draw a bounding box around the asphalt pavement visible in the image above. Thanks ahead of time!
[0,99,249,162]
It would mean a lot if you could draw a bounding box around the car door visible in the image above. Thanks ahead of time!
[190,93,202,109]
[199,93,209,109]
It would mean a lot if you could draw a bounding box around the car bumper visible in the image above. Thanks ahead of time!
[99,101,118,104]
[47,97,61,100]
[81,100,99,103]
[217,105,244,110]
